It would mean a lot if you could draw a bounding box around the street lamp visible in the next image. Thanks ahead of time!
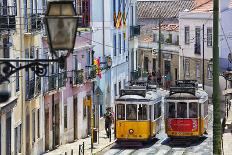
[0,0,78,102]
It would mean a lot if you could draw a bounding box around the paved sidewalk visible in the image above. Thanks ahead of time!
[223,107,232,155]
[43,129,115,155]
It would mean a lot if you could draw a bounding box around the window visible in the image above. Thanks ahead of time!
[119,34,121,54]
[100,105,103,117]
[189,102,198,118]
[204,101,208,117]
[118,0,121,12]
[196,63,200,78]
[126,104,137,120]
[113,0,116,13]
[154,102,162,119]
[16,58,20,92]
[130,6,133,26]
[185,59,190,76]
[184,26,190,44]
[14,124,21,154]
[195,27,201,54]
[113,34,117,56]
[24,0,28,32]
[160,33,164,43]
[207,64,212,79]
[114,83,117,97]
[83,100,87,118]
[166,34,172,44]
[117,104,125,120]
[123,79,126,88]
[177,102,187,118]
[207,28,212,46]
[153,34,157,42]
[32,110,35,143]
[168,102,175,118]
[123,38,126,53]
[64,105,67,129]
[119,81,121,92]
[37,109,40,138]
[3,38,9,58]
[138,104,147,120]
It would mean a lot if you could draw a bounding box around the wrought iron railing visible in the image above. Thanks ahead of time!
[73,70,84,85]
[58,71,67,88]
[26,78,35,100]
[48,74,57,91]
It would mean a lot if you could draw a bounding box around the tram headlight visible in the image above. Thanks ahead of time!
[129,129,134,134]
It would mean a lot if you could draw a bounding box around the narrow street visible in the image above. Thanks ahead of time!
[98,95,213,155]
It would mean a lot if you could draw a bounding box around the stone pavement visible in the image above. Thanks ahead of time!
[223,106,232,155]
[43,129,115,155]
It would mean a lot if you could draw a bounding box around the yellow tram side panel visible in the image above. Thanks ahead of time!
[116,120,158,141]
[166,118,207,137]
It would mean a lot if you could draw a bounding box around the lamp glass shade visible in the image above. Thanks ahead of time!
[47,17,77,50]
[48,3,75,16]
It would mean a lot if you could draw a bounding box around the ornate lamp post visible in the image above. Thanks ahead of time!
[0,0,78,103]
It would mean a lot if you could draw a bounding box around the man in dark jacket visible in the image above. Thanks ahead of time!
[104,107,113,138]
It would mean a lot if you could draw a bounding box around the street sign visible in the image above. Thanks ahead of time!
[228,53,232,63]
[93,86,103,105]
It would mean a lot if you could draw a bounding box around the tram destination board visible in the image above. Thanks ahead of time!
[120,89,146,97]
[170,87,196,95]
[175,80,198,87]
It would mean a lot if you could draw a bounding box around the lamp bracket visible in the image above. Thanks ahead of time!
[0,57,65,84]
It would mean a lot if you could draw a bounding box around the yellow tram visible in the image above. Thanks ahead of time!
[164,80,208,137]
[115,84,163,142]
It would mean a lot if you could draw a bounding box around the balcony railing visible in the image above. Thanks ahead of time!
[26,78,35,100]
[30,13,42,31]
[130,25,140,38]
[194,44,201,54]
[0,6,16,30]
[73,70,84,85]
[58,71,67,88]
[48,74,58,91]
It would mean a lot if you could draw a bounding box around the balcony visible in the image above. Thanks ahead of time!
[130,25,140,38]
[26,78,35,100]
[58,71,67,88]
[48,74,58,91]
[194,44,201,54]
[35,77,41,95]
[0,6,16,31]
[30,13,42,31]
[73,70,84,85]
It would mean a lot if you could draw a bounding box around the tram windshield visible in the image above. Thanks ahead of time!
[138,104,147,120]
[189,102,198,118]
[177,102,187,118]
[117,104,125,120]
[168,102,176,118]
[126,104,137,120]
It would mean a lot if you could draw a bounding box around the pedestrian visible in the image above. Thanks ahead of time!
[104,107,113,138]
[147,72,152,83]
[157,70,161,87]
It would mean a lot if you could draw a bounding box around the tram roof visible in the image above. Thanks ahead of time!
[115,89,162,103]
[166,89,208,101]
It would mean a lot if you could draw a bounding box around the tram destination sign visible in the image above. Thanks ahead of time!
[120,89,146,97]
[175,80,198,87]
[170,87,196,96]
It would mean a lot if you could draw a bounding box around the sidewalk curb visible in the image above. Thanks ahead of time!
[92,140,116,155]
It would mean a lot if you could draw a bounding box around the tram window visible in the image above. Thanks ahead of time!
[155,102,161,119]
[126,104,137,120]
[204,101,208,117]
[177,102,187,118]
[138,104,147,120]
[189,102,198,118]
[117,104,125,120]
[168,102,176,118]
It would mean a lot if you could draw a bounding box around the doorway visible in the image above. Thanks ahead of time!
[73,97,78,140]
[26,112,30,155]
[55,103,60,146]
[45,108,49,151]
[6,112,11,155]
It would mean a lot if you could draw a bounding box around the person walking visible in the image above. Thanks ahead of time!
[104,107,113,138]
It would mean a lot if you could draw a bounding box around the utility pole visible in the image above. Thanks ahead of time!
[213,0,221,154]
[158,18,162,73]
[202,24,205,90]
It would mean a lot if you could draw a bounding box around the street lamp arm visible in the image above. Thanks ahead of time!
[0,57,65,84]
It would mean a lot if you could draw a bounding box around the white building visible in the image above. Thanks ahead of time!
[91,0,138,129]
[179,1,213,96]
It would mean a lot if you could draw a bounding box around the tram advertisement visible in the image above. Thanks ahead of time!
[168,118,198,132]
